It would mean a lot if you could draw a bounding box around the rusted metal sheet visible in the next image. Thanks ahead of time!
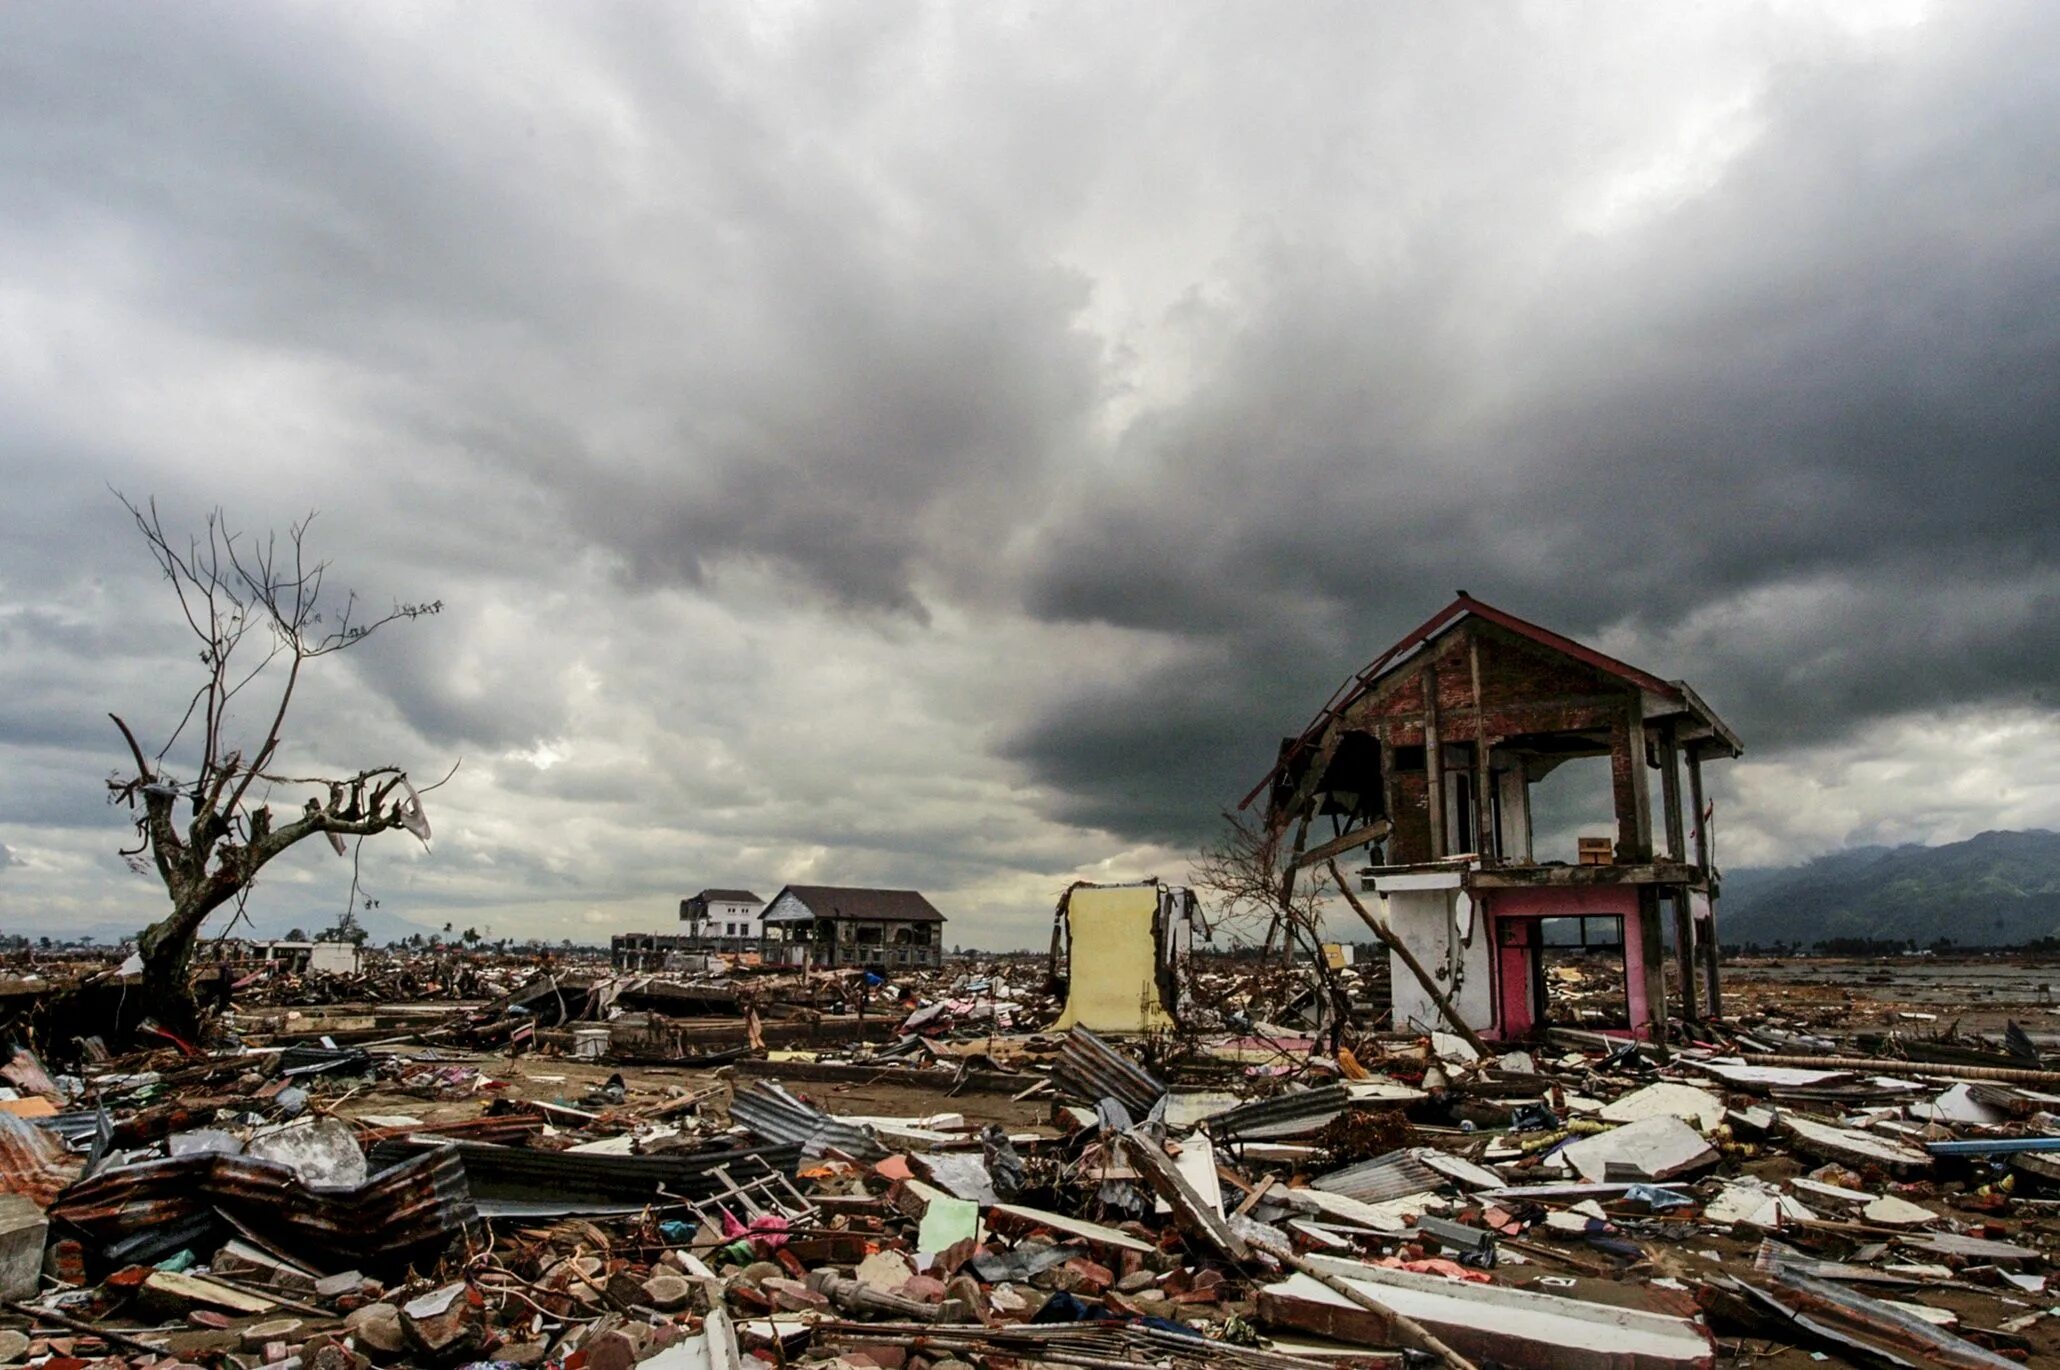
[727,1082,888,1161]
[50,1148,477,1274]
[1049,1026,1165,1118]
[0,1110,84,1206]
[1206,1085,1351,1142]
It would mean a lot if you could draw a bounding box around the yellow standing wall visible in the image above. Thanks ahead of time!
[1052,884,1176,1032]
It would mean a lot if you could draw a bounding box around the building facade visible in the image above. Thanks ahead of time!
[679,889,765,952]
[1258,594,1741,1046]
[759,885,945,969]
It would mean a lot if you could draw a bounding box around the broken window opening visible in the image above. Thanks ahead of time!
[1537,915,1631,1030]
[1525,751,1616,864]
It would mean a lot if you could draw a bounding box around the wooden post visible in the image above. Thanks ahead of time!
[1515,756,1534,862]
[1701,892,1724,1020]
[1636,886,1669,1055]
[1658,720,1685,863]
[1688,747,1709,874]
[1468,639,1495,862]
[1423,675,1446,858]
[1670,890,1698,1023]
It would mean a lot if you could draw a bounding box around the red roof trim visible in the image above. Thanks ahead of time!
[1238,594,1685,811]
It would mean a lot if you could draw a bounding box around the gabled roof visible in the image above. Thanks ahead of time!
[762,885,946,923]
[692,888,762,904]
[1359,592,1683,704]
[1242,592,1740,809]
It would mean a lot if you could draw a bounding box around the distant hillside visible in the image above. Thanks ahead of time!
[1720,829,2060,949]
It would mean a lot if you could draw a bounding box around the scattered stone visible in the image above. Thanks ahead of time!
[343,1304,407,1359]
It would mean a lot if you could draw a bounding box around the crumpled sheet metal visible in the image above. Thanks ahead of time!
[1050,1025,1165,1119]
[1735,1248,2018,1369]
[368,1134,804,1210]
[1205,1084,1352,1142]
[0,1110,84,1207]
[728,1081,888,1161]
[49,1146,478,1274]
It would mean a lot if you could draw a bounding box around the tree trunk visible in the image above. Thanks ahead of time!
[135,891,228,1042]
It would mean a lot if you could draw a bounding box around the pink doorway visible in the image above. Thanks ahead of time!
[1485,886,1650,1040]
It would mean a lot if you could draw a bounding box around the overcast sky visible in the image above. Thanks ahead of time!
[4,2,2059,948]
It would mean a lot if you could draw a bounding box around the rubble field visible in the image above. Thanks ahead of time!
[0,950,2054,1369]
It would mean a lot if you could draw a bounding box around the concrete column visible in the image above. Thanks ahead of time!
[1658,721,1685,863]
[1610,707,1654,862]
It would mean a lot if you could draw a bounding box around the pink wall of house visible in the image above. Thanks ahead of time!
[1482,885,1655,1040]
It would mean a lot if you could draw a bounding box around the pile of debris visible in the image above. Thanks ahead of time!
[0,1002,2052,1370]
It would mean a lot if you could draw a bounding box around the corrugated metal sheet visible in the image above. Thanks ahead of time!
[1309,1147,1444,1203]
[0,1110,84,1206]
[1204,1084,1352,1141]
[1050,1026,1165,1118]
[49,1147,477,1274]
[368,1135,805,1205]
[728,1082,888,1161]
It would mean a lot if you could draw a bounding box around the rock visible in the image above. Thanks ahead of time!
[737,1260,786,1290]
[314,1271,368,1300]
[497,1342,550,1368]
[643,1274,694,1311]
[944,1274,989,1322]
[898,1274,949,1303]
[344,1304,407,1359]
[239,1319,306,1350]
[989,1283,1046,1318]
[584,1330,640,1370]
[855,1250,918,1294]
[1114,1270,1157,1293]
[1060,1257,1113,1295]
[0,1330,27,1364]
[302,1335,371,1370]
[400,1282,484,1362]
[761,1278,830,1313]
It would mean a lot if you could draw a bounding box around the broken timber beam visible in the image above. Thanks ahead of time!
[1293,819,1394,871]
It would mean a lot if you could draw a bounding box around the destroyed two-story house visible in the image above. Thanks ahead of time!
[1255,593,1740,1046]
[758,885,946,970]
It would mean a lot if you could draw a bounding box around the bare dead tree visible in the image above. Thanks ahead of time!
[105,494,443,1035]
[1194,810,1324,956]
[1194,809,1350,1047]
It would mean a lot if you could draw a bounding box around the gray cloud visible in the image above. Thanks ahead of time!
[1,3,2057,944]
[1006,1,2060,837]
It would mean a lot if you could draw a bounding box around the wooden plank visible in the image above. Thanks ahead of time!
[1293,820,1395,870]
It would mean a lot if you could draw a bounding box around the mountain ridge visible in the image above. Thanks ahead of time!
[1719,828,2060,948]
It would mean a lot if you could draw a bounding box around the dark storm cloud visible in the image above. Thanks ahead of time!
[1007,2,2060,841]
[4,2,2059,939]
[0,3,1103,621]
